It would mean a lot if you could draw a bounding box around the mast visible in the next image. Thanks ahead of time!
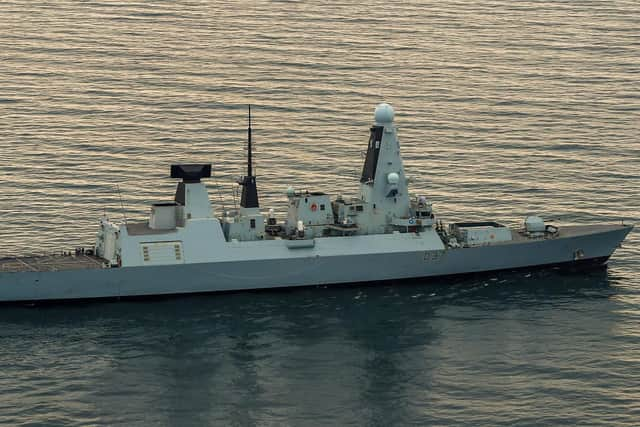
[247,105,252,176]
[239,105,259,208]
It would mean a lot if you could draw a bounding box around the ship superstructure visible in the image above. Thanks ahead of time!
[95,103,442,267]
[0,103,633,303]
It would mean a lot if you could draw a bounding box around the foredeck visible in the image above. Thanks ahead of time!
[0,254,107,273]
[510,223,631,242]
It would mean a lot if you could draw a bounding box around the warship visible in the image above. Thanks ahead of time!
[0,103,633,303]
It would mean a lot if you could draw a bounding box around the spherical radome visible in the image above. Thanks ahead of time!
[387,172,400,184]
[375,103,395,123]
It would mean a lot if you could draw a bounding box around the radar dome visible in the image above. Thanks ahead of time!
[387,172,400,184]
[374,103,395,124]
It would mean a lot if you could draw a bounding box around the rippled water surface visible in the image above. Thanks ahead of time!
[0,1,639,425]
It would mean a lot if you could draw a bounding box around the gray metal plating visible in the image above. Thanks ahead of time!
[0,104,633,303]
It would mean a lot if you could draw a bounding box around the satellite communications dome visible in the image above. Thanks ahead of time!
[387,172,400,184]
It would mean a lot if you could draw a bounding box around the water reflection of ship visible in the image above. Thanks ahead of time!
[0,270,617,423]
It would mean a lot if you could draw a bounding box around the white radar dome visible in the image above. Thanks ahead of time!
[387,172,400,184]
[375,103,395,124]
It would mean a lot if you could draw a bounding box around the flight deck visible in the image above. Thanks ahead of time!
[0,254,106,273]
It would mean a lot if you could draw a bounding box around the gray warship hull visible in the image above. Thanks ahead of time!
[0,224,631,303]
[2,104,633,304]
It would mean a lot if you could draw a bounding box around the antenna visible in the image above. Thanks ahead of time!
[115,184,128,225]
[247,104,253,176]
[231,185,238,210]
[239,104,259,208]
[210,163,226,214]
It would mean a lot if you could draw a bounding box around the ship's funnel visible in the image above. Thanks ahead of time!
[170,164,212,183]
[170,163,213,219]
[171,164,212,206]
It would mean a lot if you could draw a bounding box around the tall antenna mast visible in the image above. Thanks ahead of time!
[247,105,252,176]
[116,184,128,225]
[239,104,259,208]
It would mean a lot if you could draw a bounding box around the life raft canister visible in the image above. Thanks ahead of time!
[310,203,318,212]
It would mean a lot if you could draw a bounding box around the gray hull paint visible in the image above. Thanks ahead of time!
[0,225,631,302]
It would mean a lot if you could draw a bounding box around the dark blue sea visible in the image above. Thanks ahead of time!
[0,1,638,425]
